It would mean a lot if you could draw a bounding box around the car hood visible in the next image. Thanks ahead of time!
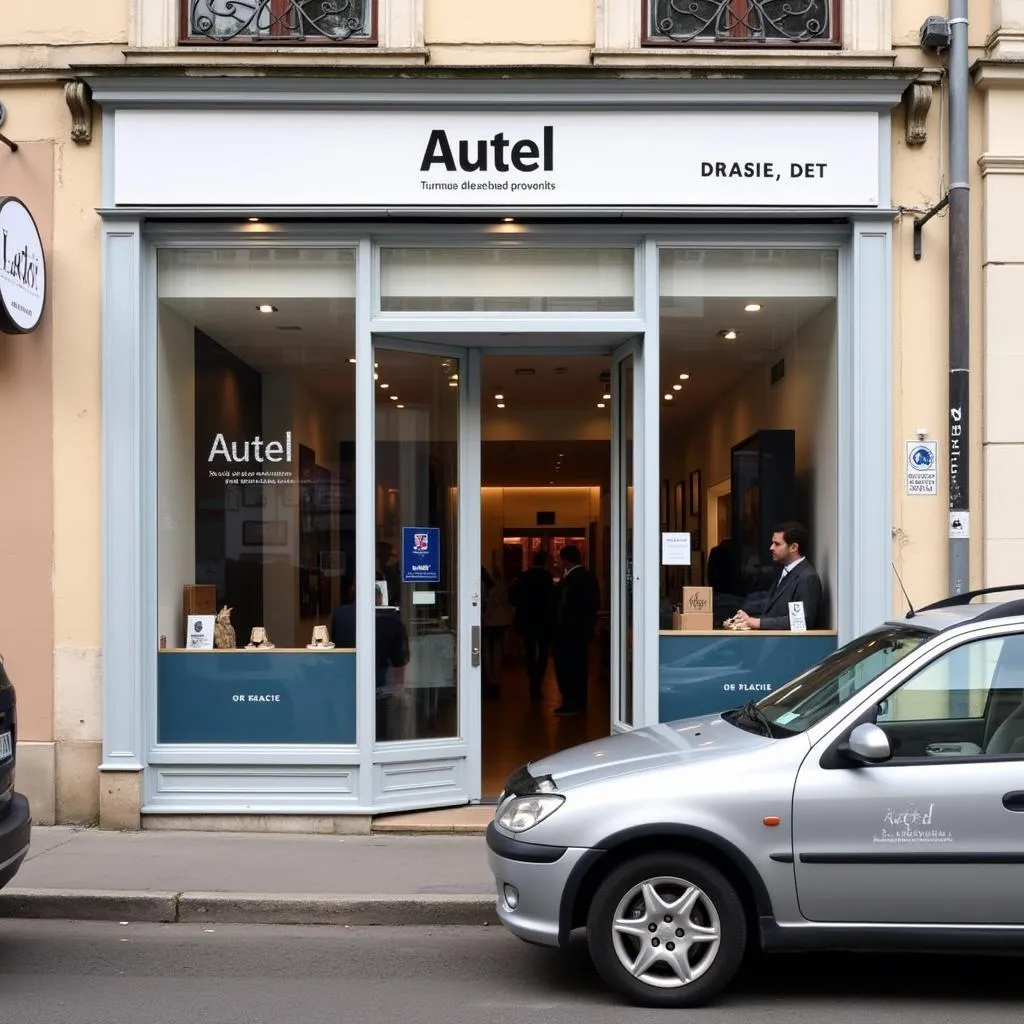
[528,713,772,791]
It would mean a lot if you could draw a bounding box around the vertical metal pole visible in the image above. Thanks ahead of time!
[947,0,970,594]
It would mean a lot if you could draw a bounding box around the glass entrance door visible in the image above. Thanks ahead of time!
[370,341,481,804]
[612,340,638,729]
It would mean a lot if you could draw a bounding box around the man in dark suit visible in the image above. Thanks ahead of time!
[509,551,555,701]
[734,521,822,631]
[552,545,600,716]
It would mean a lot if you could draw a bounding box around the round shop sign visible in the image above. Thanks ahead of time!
[0,196,46,334]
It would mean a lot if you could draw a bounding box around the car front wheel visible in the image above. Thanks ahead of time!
[586,852,746,1008]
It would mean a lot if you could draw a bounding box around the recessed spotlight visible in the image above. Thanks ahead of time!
[602,393,611,400]
[679,373,690,381]
[664,393,673,401]
[374,362,379,368]
[396,404,405,409]
[597,402,606,409]
[745,303,762,313]
[503,217,515,223]
[718,329,738,341]
[672,384,682,391]
[494,393,504,400]
[348,357,357,364]
[389,395,398,401]
[256,304,277,314]
[380,382,390,389]
[374,373,379,380]
[450,373,459,381]
[449,381,458,388]
[248,217,260,223]
[496,403,506,409]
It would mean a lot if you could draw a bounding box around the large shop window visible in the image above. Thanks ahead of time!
[658,248,839,635]
[156,247,357,746]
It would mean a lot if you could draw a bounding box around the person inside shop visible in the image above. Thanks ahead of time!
[509,550,555,702]
[732,521,821,631]
[552,545,600,716]
[328,579,409,689]
[376,540,401,609]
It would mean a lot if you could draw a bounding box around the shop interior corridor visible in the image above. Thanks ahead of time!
[481,639,609,798]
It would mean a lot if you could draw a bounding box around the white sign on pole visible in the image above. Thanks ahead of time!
[906,440,938,495]
[949,511,970,539]
[662,532,692,566]
[113,109,880,208]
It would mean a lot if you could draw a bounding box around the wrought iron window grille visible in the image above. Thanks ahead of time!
[645,0,839,47]
[185,0,376,44]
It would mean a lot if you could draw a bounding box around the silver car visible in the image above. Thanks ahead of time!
[486,590,1024,1007]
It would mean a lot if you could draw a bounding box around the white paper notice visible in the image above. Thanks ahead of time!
[412,591,436,606]
[788,601,807,632]
[662,532,692,566]
[186,615,215,649]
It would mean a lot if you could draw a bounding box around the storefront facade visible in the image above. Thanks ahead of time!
[89,75,903,822]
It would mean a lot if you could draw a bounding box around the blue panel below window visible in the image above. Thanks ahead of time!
[659,634,838,723]
[158,652,356,744]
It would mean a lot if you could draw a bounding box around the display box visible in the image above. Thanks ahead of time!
[682,586,713,616]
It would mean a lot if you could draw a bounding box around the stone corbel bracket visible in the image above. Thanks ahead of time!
[903,74,940,148]
[65,79,93,145]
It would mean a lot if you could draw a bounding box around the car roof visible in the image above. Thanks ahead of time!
[886,589,1024,635]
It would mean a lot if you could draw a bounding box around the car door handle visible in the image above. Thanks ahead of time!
[1002,791,1024,811]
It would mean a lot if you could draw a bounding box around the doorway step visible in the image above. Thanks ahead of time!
[371,805,492,835]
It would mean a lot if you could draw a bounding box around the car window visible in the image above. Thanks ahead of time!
[873,633,1024,759]
[754,626,931,734]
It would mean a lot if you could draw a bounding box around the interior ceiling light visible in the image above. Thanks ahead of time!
[396,404,405,408]
[718,329,738,341]
[380,382,390,389]
[248,217,260,223]
[389,395,398,401]
[503,217,515,223]
[679,373,690,380]
[448,381,458,388]
[672,384,682,391]
[348,357,357,364]
[597,402,606,409]
[602,393,611,400]
[496,402,506,409]
[494,393,504,400]
[256,304,277,314]
[745,303,762,313]
[373,373,379,380]
[664,393,674,400]
[450,373,459,381]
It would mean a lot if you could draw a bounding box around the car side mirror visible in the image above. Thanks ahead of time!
[841,723,892,765]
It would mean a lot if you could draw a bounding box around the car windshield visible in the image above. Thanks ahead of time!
[729,626,933,737]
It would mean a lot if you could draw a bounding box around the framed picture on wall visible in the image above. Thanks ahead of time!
[689,469,702,517]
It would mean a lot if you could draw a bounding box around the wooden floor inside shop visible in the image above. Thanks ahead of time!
[481,639,610,799]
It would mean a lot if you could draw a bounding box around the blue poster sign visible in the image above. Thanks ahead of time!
[402,526,441,584]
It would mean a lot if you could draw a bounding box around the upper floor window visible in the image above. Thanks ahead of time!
[644,0,839,47]
[183,0,376,45]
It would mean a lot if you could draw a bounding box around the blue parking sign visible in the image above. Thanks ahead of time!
[402,527,441,584]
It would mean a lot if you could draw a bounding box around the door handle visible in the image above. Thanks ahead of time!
[471,625,481,668]
[1002,791,1024,812]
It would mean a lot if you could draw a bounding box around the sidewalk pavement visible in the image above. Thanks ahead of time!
[0,826,500,927]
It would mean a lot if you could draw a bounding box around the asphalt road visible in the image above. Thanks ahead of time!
[2,921,1023,1024]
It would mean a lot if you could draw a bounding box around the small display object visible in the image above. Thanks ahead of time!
[185,615,215,649]
[213,606,237,650]
[245,626,276,650]
[307,625,335,650]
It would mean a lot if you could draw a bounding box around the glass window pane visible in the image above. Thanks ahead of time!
[380,247,635,312]
[156,247,357,745]
[374,349,460,742]
[658,248,838,633]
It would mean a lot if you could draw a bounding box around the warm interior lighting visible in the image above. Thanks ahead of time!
[496,403,506,409]
[679,373,690,380]
[380,382,390,389]
[494,393,504,400]
[744,303,762,313]
[719,329,738,341]
[672,384,682,391]
[389,395,398,401]
[602,393,611,400]
[664,393,673,401]
[248,217,260,223]
[596,402,606,409]
[256,304,277,314]
[348,357,357,364]
[503,217,515,223]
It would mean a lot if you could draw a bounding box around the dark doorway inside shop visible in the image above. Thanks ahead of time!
[480,354,612,798]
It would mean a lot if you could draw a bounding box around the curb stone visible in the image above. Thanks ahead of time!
[0,889,499,927]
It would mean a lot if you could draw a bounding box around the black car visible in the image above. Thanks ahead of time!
[0,654,30,890]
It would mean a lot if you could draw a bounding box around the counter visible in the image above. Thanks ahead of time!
[658,630,839,722]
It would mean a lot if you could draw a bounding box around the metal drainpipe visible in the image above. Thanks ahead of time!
[947,0,970,594]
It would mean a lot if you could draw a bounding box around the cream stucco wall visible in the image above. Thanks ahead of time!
[1,85,103,824]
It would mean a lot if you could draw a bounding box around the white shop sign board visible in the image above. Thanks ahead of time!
[112,109,880,208]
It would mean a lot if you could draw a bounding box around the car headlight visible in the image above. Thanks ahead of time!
[497,795,565,833]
